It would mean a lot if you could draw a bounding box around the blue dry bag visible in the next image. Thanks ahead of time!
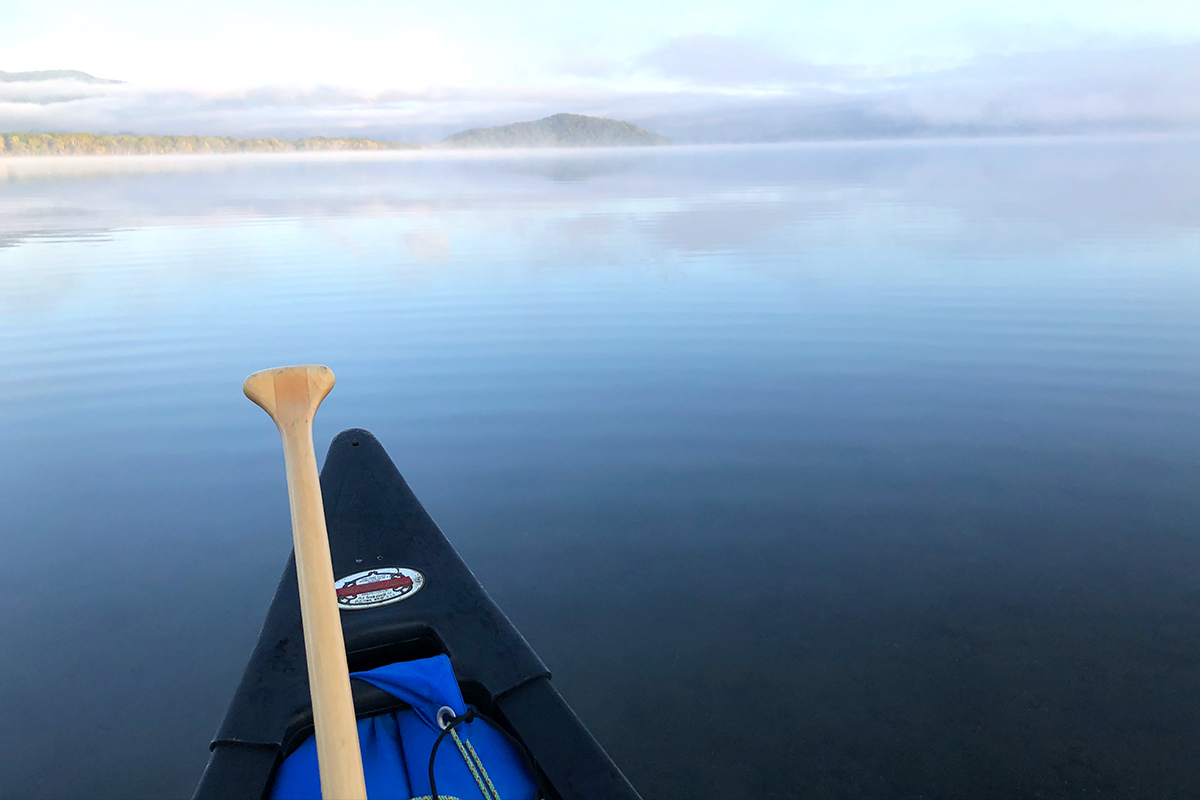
[270,655,539,800]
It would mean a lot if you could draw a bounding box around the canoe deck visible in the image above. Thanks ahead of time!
[193,428,639,800]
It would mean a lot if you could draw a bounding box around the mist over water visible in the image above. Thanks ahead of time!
[2,139,1200,798]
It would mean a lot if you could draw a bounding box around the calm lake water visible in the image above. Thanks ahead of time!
[2,139,1200,799]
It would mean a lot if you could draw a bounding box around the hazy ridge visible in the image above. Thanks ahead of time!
[441,113,670,148]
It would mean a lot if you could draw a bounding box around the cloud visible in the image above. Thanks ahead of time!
[636,42,1200,142]
[637,35,846,88]
[1,41,1199,143]
[554,53,625,80]
[889,44,1200,129]
[0,77,127,105]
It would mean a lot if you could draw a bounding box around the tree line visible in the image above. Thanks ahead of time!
[0,133,418,156]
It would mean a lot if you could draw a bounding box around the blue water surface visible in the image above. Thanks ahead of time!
[1,139,1199,798]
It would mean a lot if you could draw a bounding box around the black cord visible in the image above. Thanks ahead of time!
[429,708,549,800]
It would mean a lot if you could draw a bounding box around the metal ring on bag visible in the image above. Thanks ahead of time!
[436,705,456,730]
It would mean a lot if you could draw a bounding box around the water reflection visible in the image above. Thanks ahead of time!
[4,138,1200,255]
[1,139,1200,799]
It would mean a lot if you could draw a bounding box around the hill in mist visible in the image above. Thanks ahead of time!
[442,113,670,148]
[0,69,122,84]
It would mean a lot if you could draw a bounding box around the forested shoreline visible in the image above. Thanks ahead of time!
[1,114,671,156]
[0,132,418,156]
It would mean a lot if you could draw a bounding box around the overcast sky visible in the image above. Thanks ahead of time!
[2,0,1200,141]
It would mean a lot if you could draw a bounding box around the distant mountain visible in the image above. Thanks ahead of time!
[442,113,670,148]
[0,69,123,84]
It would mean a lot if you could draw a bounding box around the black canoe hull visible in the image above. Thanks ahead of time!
[194,429,639,800]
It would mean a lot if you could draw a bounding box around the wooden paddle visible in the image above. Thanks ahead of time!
[244,365,368,800]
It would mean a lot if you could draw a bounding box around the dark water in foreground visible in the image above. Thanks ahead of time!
[1,139,1199,799]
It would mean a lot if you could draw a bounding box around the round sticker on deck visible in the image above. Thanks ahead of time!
[335,567,424,610]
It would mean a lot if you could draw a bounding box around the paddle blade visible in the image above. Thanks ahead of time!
[244,365,335,424]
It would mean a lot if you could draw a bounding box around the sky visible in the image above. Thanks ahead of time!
[2,0,1200,141]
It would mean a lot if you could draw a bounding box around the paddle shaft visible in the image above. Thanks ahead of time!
[245,366,367,800]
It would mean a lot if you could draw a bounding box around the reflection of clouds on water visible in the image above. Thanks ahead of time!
[2,139,1199,311]
[309,217,367,259]
[503,156,644,184]
[405,227,452,263]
